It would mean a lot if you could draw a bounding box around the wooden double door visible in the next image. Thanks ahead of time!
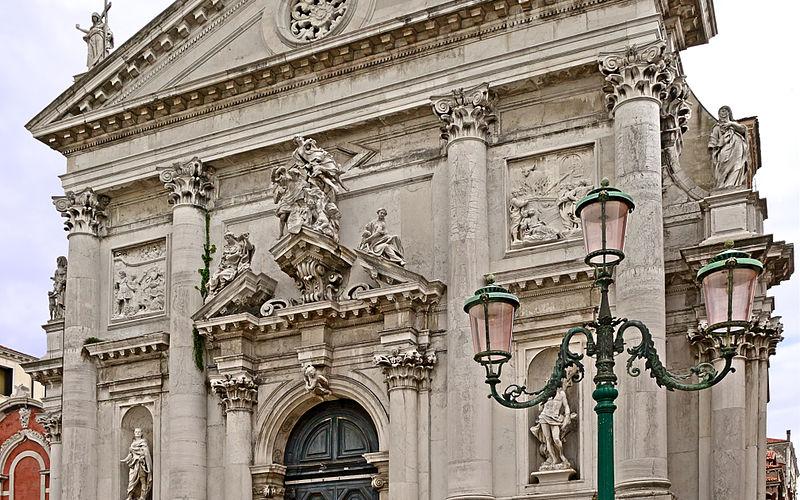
[284,400,379,500]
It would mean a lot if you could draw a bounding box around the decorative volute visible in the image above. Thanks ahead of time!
[53,187,110,236]
[431,83,495,144]
[158,156,215,208]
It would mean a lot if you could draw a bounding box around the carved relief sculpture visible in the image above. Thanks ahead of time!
[48,256,67,321]
[708,106,750,189]
[359,208,405,266]
[76,1,113,70]
[121,428,153,500]
[290,0,348,42]
[302,363,331,396]
[112,240,167,321]
[530,372,578,472]
[272,136,347,241]
[207,232,255,300]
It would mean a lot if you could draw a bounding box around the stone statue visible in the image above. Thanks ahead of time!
[519,205,559,242]
[557,180,591,231]
[272,136,347,241]
[530,373,577,472]
[48,256,67,321]
[121,428,152,500]
[302,363,331,397]
[359,208,405,266]
[138,268,165,313]
[708,105,750,189]
[115,269,139,317]
[76,1,114,70]
[207,232,255,299]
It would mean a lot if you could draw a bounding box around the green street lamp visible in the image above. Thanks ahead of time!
[465,179,763,500]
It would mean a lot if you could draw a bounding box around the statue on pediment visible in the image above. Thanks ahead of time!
[359,208,405,266]
[76,1,114,70]
[48,256,67,321]
[207,232,255,300]
[272,136,347,241]
[709,106,749,189]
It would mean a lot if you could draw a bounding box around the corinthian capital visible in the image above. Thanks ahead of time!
[36,411,62,444]
[212,374,257,413]
[660,53,691,151]
[599,41,675,114]
[158,157,215,208]
[431,83,495,144]
[374,349,437,391]
[53,188,110,236]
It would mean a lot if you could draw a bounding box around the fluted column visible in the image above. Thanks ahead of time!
[36,412,62,500]
[431,83,495,500]
[374,350,436,500]
[159,157,215,500]
[599,41,677,498]
[212,374,257,500]
[52,188,109,500]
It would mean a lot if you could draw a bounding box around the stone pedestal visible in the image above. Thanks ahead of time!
[530,468,577,484]
[700,188,764,245]
[159,157,215,500]
[431,82,495,500]
[599,42,674,498]
[52,188,109,500]
[212,374,257,500]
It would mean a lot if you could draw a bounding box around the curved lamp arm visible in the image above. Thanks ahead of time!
[618,320,736,391]
[487,326,593,409]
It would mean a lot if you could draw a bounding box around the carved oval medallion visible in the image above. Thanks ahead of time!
[289,0,349,42]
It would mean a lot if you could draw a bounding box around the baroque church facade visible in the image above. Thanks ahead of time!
[23,1,794,499]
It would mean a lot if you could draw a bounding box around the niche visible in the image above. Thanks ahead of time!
[119,405,154,500]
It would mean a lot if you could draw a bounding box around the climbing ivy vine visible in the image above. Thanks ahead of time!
[192,210,215,371]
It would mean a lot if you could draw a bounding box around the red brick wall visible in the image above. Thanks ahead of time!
[0,405,50,500]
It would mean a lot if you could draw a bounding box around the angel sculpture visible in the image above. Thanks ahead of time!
[207,232,255,299]
[303,363,331,397]
[76,1,114,69]
[530,370,578,471]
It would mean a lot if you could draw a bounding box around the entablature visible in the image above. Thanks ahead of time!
[83,332,170,366]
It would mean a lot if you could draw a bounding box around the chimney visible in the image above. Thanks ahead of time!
[787,429,792,442]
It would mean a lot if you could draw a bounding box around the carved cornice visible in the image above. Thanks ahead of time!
[52,188,110,236]
[158,157,216,208]
[212,373,258,413]
[374,349,436,391]
[83,332,169,366]
[21,357,63,386]
[599,41,678,114]
[431,83,495,144]
[35,412,62,445]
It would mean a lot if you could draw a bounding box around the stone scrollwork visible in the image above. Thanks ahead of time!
[259,298,289,317]
[302,363,331,397]
[359,208,405,266]
[112,239,167,321]
[431,83,496,143]
[158,157,215,208]
[599,40,673,113]
[289,0,349,42]
[374,349,437,391]
[48,256,68,321]
[207,232,255,301]
[254,485,286,498]
[272,136,347,242]
[212,374,258,413]
[53,187,111,235]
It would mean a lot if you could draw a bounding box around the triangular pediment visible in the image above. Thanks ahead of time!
[192,269,277,321]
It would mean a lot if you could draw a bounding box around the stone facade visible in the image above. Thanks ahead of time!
[23,1,795,499]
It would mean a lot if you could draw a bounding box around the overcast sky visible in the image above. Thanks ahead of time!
[0,1,796,437]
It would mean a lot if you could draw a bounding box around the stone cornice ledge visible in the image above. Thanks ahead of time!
[83,332,170,364]
[492,257,594,294]
[21,357,63,385]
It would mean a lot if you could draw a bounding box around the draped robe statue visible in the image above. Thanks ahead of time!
[207,232,255,299]
[76,2,114,69]
[359,208,405,266]
[708,105,750,189]
[48,256,67,321]
[121,428,152,500]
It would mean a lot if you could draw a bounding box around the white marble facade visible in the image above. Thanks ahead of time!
[23,1,793,500]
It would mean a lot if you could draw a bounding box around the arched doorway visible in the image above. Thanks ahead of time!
[284,400,379,500]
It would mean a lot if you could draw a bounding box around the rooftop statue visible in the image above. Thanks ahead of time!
[359,208,405,266]
[207,232,255,300]
[48,256,67,321]
[272,136,347,241]
[708,105,750,189]
[76,1,114,70]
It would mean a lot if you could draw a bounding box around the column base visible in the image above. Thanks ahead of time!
[615,478,673,499]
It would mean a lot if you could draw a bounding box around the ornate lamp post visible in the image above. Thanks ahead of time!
[464,179,763,500]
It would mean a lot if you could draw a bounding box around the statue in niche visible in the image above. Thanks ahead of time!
[530,371,578,472]
[557,180,591,232]
[207,232,255,299]
[303,363,331,397]
[115,270,139,317]
[48,256,68,321]
[121,428,152,500]
[359,208,406,266]
[272,136,347,241]
[75,1,114,70]
[708,105,750,189]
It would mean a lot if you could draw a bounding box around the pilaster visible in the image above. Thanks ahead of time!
[213,374,257,500]
[36,412,62,500]
[52,187,109,500]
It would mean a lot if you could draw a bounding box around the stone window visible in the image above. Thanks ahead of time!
[0,366,12,396]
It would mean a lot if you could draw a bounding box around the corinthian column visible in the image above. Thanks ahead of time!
[212,374,257,500]
[159,157,215,500]
[52,188,110,500]
[374,350,436,500]
[36,412,62,500]
[599,41,676,499]
[431,83,495,500]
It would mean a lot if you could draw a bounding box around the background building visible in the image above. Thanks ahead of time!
[0,345,44,402]
[768,431,798,500]
[21,1,795,499]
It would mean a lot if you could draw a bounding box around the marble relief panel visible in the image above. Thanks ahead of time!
[111,238,168,323]
[506,144,596,250]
